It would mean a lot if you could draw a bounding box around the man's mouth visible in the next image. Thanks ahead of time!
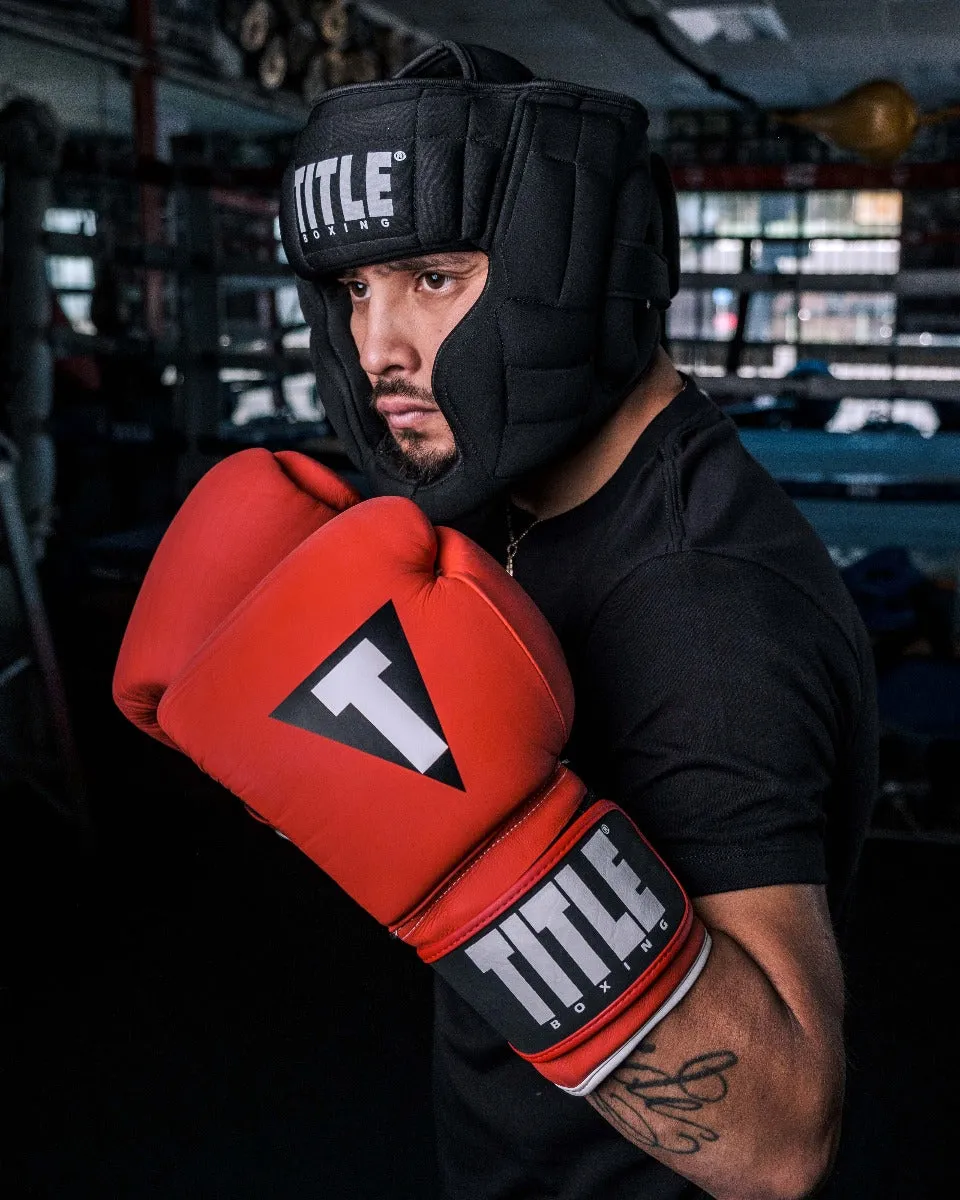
[375,396,440,429]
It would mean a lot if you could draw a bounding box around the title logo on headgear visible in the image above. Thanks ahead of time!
[293,150,408,242]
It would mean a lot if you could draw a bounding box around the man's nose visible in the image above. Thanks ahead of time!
[356,294,420,379]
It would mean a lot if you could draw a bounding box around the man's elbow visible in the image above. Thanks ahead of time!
[763,1080,843,1200]
[771,1124,840,1199]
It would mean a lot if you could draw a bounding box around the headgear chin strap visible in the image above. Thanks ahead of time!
[280,41,680,522]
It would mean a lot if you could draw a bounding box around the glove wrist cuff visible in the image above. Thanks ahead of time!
[417,800,710,1094]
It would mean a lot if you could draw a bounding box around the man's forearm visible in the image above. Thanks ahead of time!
[587,890,845,1200]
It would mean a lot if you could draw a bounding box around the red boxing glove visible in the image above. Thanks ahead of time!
[144,496,709,1096]
[112,447,361,748]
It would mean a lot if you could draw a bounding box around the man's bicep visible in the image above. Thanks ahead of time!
[694,883,845,1034]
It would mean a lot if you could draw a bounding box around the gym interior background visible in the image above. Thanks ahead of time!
[1,1,959,1196]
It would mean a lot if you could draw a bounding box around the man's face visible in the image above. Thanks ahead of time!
[338,250,489,483]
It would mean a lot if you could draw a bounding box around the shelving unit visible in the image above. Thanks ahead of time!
[0,0,309,138]
[40,138,349,529]
[664,178,960,411]
[659,161,960,413]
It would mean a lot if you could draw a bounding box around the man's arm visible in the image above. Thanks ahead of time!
[588,882,845,1200]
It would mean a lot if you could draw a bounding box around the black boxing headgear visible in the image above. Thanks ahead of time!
[280,41,680,522]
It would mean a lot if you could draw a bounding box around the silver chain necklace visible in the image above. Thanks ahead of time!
[504,503,541,577]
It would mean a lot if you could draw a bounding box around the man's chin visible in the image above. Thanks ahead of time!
[375,432,457,486]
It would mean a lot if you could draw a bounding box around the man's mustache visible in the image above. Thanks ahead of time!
[371,378,436,407]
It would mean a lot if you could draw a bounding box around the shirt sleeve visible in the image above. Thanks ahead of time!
[572,549,863,898]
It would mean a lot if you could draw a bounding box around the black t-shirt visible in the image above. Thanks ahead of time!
[437,377,878,1200]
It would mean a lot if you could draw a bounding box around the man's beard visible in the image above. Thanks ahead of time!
[370,379,457,486]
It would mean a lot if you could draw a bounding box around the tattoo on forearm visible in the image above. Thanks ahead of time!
[590,1039,739,1155]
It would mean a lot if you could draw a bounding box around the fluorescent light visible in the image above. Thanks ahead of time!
[667,5,789,45]
[668,8,720,42]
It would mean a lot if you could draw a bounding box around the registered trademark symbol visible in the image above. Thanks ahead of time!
[394,150,406,161]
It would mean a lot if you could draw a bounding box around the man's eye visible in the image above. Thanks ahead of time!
[421,272,450,290]
[341,279,366,298]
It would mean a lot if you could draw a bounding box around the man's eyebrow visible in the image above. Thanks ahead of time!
[338,254,478,277]
[383,254,475,273]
